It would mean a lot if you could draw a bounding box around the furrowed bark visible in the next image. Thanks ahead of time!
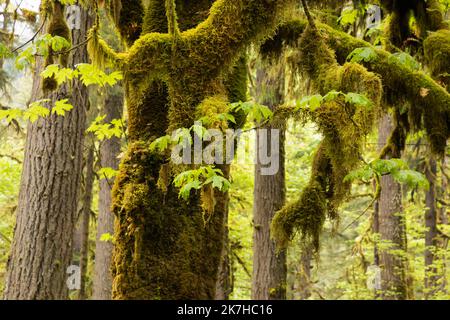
[4,2,93,299]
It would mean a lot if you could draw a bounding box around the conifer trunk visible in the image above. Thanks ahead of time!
[424,156,439,297]
[4,2,92,299]
[377,115,408,300]
[78,147,95,300]
[92,86,123,300]
[251,66,287,300]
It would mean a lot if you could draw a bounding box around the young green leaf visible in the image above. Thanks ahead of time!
[52,99,73,116]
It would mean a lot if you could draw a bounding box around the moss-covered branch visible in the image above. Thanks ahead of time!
[272,26,382,251]
[271,19,450,155]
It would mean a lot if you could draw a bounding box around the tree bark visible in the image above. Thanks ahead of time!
[377,114,409,300]
[424,155,438,297]
[77,147,95,300]
[215,211,232,300]
[295,244,312,300]
[4,2,92,299]
[111,1,230,300]
[251,66,287,300]
[92,86,123,300]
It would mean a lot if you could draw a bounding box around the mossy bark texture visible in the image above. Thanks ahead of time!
[106,0,286,299]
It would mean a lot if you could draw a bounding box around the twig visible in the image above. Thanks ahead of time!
[10,14,47,53]
[0,231,11,244]
[232,251,251,278]
[0,154,21,163]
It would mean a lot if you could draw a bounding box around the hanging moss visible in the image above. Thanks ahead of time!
[381,0,447,46]
[272,25,382,251]
[224,54,248,129]
[142,0,168,34]
[274,19,450,155]
[272,144,331,251]
[109,0,272,300]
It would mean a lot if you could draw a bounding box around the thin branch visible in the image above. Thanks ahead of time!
[0,153,22,163]
[10,14,47,53]
[232,251,251,278]
[0,231,11,244]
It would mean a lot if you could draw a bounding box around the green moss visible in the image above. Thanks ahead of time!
[111,141,225,299]
[272,145,330,250]
[424,29,450,88]
[272,25,382,250]
[142,0,168,34]
[272,180,327,250]
[224,55,248,128]
[259,20,306,62]
[111,0,274,299]
[283,19,450,156]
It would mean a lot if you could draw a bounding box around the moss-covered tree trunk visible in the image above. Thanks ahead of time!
[110,0,249,299]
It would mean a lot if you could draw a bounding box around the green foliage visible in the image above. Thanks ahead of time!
[0,43,12,60]
[295,91,374,112]
[345,159,430,190]
[347,47,378,63]
[52,99,73,116]
[98,167,119,179]
[173,166,230,201]
[388,52,421,71]
[99,232,115,243]
[0,98,74,124]
[338,8,359,26]
[15,34,71,71]
[230,101,273,123]
[41,63,123,87]
[87,115,124,140]
[23,101,51,123]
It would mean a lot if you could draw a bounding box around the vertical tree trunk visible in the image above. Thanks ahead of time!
[4,2,92,299]
[424,156,438,297]
[92,86,123,300]
[111,1,234,299]
[377,114,408,300]
[295,245,312,300]
[77,147,95,300]
[438,156,448,293]
[251,66,287,300]
[215,213,232,300]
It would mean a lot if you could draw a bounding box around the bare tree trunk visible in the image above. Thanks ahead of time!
[92,86,123,300]
[77,147,95,300]
[296,245,312,300]
[438,156,448,293]
[4,2,92,299]
[215,214,232,300]
[377,114,408,300]
[251,66,287,300]
[424,156,438,297]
